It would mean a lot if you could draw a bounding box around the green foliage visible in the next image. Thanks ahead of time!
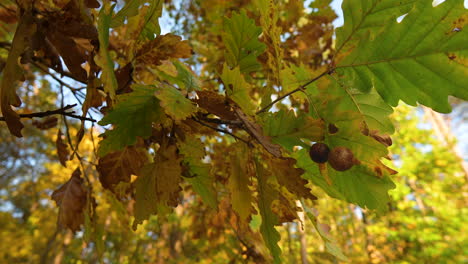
[222,10,267,73]
[95,4,117,100]
[336,0,468,113]
[256,158,282,264]
[98,85,162,156]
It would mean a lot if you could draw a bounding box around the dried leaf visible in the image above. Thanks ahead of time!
[194,90,237,120]
[56,130,69,167]
[96,146,147,192]
[51,169,87,232]
[269,157,317,201]
[32,116,58,130]
[0,10,35,137]
[136,33,192,66]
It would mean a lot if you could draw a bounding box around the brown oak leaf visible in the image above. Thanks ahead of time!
[56,129,69,167]
[51,169,87,232]
[96,146,148,192]
[194,90,237,120]
[268,157,317,201]
[136,33,192,66]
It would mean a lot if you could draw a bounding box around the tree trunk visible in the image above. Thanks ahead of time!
[296,201,308,264]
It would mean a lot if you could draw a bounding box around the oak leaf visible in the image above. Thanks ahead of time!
[51,169,87,232]
[133,144,182,229]
[136,33,192,66]
[0,10,36,137]
[268,157,317,201]
[97,146,148,193]
[228,143,253,220]
[56,130,69,167]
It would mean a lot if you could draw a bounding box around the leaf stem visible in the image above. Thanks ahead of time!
[256,69,332,115]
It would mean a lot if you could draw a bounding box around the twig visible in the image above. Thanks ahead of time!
[192,118,252,147]
[198,115,243,126]
[0,104,96,122]
[256,69,332,115]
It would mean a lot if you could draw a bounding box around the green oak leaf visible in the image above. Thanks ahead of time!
[138,0,163,40]
[110,0,140,28]
[98,85,163,156]
[95,4,118,100]
[261,109,325,151]
[255,158,282,264]
[221,64,256,115]
[294,149,395,214]
[133,144,182,230]
[309,76,394,133]
[336,0,468,113]
[177,137,217,209]
[222,10,266,73]
[155,84,197,121]
[335,0,416,55]
[173,61,201,92]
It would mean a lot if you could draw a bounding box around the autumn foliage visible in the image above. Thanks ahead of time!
[0,0,467,263]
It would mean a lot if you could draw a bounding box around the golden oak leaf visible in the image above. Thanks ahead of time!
[96,146,148,192]
[136,33,192,66]
[268,157,317,201]
[56,129,69,167]
[51,169,87,232]
[271,195,300,223]
[228,143,253,221]
[133,144,182,229]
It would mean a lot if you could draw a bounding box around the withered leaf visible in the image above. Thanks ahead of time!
[268,157,317,201]
[97,146,148,192]
[234,107,282,158]
[136,33,192,66]
[32,116,58,130]
[51,168,87,232]
[271,195,300,223]
[46,31,88,82]
[194,90,237,120]
[56,129,69,167]
[0,10,36,137]
[115,63,134,94]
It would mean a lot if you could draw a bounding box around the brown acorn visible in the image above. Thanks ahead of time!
[328,146,356,171]
[309,143,330,164]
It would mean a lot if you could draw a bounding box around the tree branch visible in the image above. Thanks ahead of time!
[192,118,252,147]
[198,115,243,126]
[0,104,96,122]
[256,69,332,115]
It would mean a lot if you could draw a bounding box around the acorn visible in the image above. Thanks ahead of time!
[309,143,330,164]
[328,146,356,171]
